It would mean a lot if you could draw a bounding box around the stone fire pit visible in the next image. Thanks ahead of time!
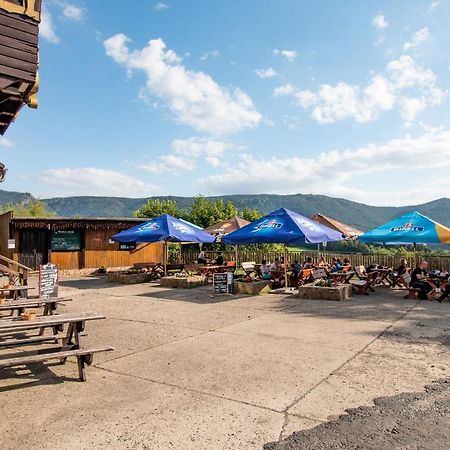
[108,271,152,284]
[234,280,271,295]
[160,275,207,289]
[297,283,352,301]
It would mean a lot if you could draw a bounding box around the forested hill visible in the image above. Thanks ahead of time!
[0,190,449,231]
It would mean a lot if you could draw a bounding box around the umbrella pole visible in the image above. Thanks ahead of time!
[413,242,417,267]
[235,245,238,266]
[284,246,288,291]
[164,241,167,276]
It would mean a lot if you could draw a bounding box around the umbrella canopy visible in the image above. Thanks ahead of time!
[359,211,450,244]
[311,213,363,239]
[204,217,250,236]
[112,214,216,244]
[222,208,345,245]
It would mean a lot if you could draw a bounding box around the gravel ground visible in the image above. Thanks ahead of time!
[265,378,450,450]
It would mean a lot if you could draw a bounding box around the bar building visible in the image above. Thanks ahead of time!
[0,212,163,270]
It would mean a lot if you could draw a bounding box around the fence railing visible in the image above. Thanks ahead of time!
[180,250,450,272]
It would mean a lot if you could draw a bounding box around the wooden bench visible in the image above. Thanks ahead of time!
[0,346,114,381]
[351,272,378,295]
[0,312,113,381]
[0,297,72,318]
[0,285,35,300]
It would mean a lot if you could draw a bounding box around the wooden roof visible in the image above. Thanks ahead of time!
[311,213,363,238]
[204,217,250,235]
[10,217,148,231]
[0,5,40,135]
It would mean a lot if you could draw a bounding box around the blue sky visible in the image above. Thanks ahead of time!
[1,0,450,205]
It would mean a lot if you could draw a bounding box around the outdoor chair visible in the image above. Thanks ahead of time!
[241,262,257,279]
[354,265,368,280]
[297,269,314,286]
[312,268,328,280]
[351,271,378,295]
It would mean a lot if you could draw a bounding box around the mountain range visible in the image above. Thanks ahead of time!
[1,190,449,231]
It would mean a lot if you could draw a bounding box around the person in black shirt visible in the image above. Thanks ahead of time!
[216,252,224,266]
[410,260,432,300]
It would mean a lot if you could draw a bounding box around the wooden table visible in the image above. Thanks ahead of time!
[0,297,72,318]
[0,285,35,300]
[329,271,355,285]
[426,277,448,301]
[0,312,112,381]
[373,268,392,286]
[196,265,227,282]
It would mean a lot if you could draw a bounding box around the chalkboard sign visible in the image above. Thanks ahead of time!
[39,263,59,299]
[213,273,229,294]
[51,230,82,251]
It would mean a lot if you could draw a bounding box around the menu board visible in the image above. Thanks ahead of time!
[39,263,58,299]
[51,230,82,251]
[213,273,229,294]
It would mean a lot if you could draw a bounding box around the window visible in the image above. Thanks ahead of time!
[50,230,82,251]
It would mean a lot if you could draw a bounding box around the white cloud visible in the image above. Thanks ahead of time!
[40,168,160,197]
[0,137,13,148]
[104,35,262,134]
[428,1,440,12]
[154,2,169,11]
[40,6,59,44]
[200,50,219,61]
[255,67,277,79]
[273,49,298,62]
[62,3,85,22]
[404,27,430,51]
[200,128,450,206]
[139,137,238,174]
[372,13,388,30]
[275,55,445,124]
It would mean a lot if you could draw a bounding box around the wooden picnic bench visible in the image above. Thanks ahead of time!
[0,312,113,381]
[329,271,355,285]
[350,271,378,295]
[0,297,72,318]
[0,285,35,300]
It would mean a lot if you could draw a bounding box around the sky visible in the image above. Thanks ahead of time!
[1,0,450,206]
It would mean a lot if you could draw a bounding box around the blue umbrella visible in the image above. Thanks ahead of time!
[359,211,450,264]
[112,214,215,244]
[359,211,450,245]
[222,208,345,245]
[112,214,215,274]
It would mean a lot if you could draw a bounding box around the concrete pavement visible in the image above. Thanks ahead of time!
[1,276,449,449]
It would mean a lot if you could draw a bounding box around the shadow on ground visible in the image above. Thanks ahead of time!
[264,378,450,450]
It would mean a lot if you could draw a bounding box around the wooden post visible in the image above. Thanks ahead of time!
[284,247,288,291]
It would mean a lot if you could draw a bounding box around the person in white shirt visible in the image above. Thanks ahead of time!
[260,260,271,280]
[198,250,206,264]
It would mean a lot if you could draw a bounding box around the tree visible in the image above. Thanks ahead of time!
[134,199,180,218]
[240,207,262,222]
[0,199,56,217]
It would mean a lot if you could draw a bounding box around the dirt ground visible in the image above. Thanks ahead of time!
[1,276,450,449]
[265,379,450,450]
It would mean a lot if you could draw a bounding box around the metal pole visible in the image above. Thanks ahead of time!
[284,246,288,291]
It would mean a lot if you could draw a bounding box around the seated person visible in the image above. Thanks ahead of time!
[290,260,302,279]
[270,258,280,272]
[260,260,272,280]
[410,260,432,300]
[330,257,343,273]
[215,252,224,266]
[197,250,206,265]
[318,257,330,270]
[303,257,314,269]
[343,257,352,269]
[390,258,408,286]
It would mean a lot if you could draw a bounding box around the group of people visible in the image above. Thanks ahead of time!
[409,260,450,302]
[197,250,224,266]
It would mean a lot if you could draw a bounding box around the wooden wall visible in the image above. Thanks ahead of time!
[6,223,165,270]
[82,229,164,269]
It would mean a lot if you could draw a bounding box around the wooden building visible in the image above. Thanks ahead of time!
[0,0,41,135]
[0,212,164,270]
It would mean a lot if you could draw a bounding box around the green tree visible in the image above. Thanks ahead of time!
[240,207,262,222]
[134,199,180,218]
[0,199,56,217]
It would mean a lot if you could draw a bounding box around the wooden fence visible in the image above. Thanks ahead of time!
[181,250,450,272]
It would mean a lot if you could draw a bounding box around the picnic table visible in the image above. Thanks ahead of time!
[373,268,392,286]
[0,297,72,318]
[329,271,355,285]
[0,312,113,381]
[0,285,35,300]
[196,265,228,282]
[425,277,449,301]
